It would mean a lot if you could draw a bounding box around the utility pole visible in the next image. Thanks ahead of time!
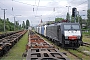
[1,9,7,32]
[14,17,15,31]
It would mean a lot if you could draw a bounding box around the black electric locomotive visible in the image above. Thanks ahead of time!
[46,23,83,48]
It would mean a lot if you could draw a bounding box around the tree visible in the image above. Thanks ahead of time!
[0,18,24,32]
[79,16,82,28]
[17,24,22,30]
[6,18,9,22]
[22,21,26,29]
[55,18,64,23]
[71,15,78,23]
[0,18,22,32]
[71,16,74,23]
[0,23,4,31]
[87,9,90,26]
[26,19,30,29]
[16,21,19,26]
[66,13,70,22]
[15,21,19,30]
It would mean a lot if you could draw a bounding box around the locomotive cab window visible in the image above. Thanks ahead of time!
[64,25,80,30]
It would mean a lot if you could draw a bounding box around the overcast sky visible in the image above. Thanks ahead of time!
[0,0,88,26]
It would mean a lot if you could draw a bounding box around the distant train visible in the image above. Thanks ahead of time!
[35,23,83,49]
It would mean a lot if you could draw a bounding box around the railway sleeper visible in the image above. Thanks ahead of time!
[0,45,10,56]
[26,48,69,60]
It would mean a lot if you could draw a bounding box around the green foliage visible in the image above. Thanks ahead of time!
[87,9,90,26]
[55,18,64,22]
[0,18,22,32]
[71,16,75,23]
[66,13,70,21]
[46,21,55,25]
[71,15,83,28]
[79,16,82,28]
[71,15,78,23]
[26,19,30,29]
[22,21,26,29]
[15,21,20,30]
[0,23,4,31]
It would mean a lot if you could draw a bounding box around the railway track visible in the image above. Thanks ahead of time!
[83,42,90,47]
[66,49,82,60]
[0,30,27,57]
[50,43,83,60]
[51,42,90,60]
[35,31,90,60]
[20,30,90,60]
[74,42,90,57]
[53,41,90,60]
[25,30,69,60]
[52,41,90,60]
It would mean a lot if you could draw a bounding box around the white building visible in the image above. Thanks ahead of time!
[88,0,90,9]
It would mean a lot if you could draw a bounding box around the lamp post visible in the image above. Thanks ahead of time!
[66,6,71,22]
[77,11,86,23]
[66,6,71,13]
[77,10,86,29]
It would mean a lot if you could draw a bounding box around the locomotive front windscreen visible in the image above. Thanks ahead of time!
[64,24,81,37]
[64,25,80,30]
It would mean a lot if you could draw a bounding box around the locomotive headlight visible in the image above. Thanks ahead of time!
[65,36,68,39]
[77,36,80,39]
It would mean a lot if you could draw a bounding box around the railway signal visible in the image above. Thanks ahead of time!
[72,7,77,17]
[72,7,77,23]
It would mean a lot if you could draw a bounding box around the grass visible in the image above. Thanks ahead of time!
[0,32,4,34]
[82,30,90,35]
[0,31,28,60]
[0,31,14,34]
[69,49,90,60]
[82,34,90,43]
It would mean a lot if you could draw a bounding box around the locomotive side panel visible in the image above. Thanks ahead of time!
[41,26,44,35]
[51,26,58,40]
[57,25,62,44]
[44,25,47,37]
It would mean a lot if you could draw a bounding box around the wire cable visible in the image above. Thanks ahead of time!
[12,0,63,8]
[36,0,40,14]
[76,1,88,7]
[0,2,14,16]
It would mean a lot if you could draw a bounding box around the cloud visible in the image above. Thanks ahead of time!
[0,0,88,26]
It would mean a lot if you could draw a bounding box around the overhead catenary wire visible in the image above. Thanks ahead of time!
[0,0,87,13]
[76,1,88,7]
[36,0,40,15]
[12,0,63,8]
